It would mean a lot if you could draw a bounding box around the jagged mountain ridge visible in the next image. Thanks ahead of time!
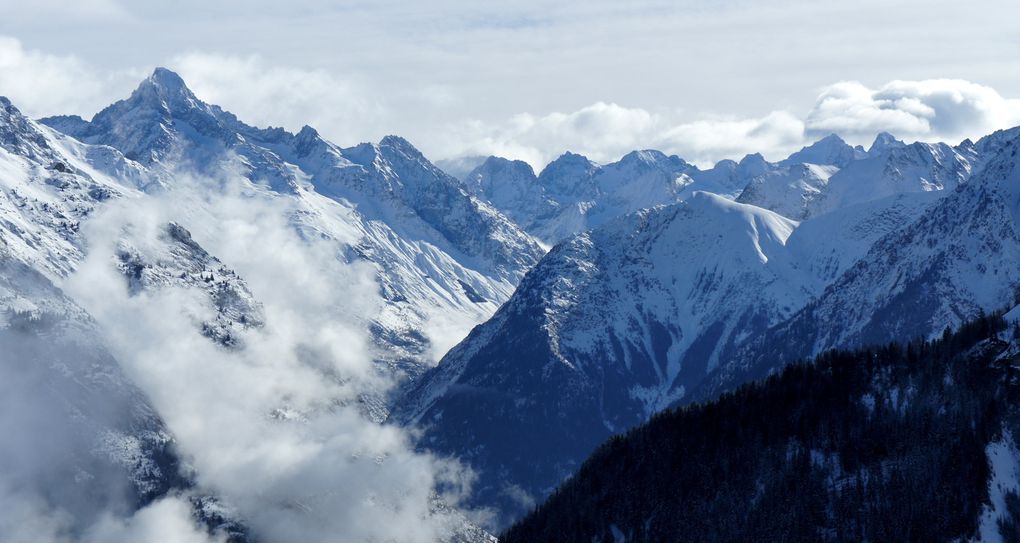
[462,148,756,245]
[460,132,967,247]
[696,124,1020,401]
[0,96,264,538]
[41,68,545,380]
[1,92,263,348]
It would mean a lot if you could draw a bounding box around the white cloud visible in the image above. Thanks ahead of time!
[62,174,482,542]
[431,104,807,169]
[655,111,806,166]
[83,498,223,543]
[0,484,74,543]
[430,79,1020,171]
[0,486,219,543]
[805,79,1020,143]
[0,37,139,119]
[433,102,657,169]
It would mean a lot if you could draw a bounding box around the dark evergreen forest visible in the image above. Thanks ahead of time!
[503,311,1020,542]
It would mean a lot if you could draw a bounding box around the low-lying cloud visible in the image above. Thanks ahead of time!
[58,175,483,541]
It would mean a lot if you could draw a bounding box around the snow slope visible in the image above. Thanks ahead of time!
[393,193,807,527]
[698,127,1020,401]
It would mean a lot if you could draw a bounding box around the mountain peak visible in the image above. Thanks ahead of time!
[542,151,596,173]
[138,67,195,98]
[378,135,425,157]
[149,67,187,89]
[125,67,200,116]
[0,95,51,155]
[868,131,906,155]
[479,155,508,167]
[803,133,849,152]
[479,155,532,170]
[611,150,691,179]
[782,133,860,167]
[296,125,320,140]
[619,149,668,164]
[469,156,537,183]
[737,152,770,177]
[739,152,766,164]
[554,150,592,162]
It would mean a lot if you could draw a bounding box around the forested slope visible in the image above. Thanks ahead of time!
[504,311,1020,542]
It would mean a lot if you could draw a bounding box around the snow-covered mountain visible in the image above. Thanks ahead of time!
[736,132,975,222]
[806,139,975,217]
[779,133,867,168]
[1,89,264,353]
[462,157,555,242]
[0,95,255,538]
[463,148,756,245]
[9,64,1020,541]
[735,162,837,219]
[41,68,544,382]
[393,193,811,525]
[396,126,1020,529]
[3,71,516,541]
[699,125,1020,400]
[461,132,955,249]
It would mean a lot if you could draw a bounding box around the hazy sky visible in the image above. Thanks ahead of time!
[2,0,1020,167]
